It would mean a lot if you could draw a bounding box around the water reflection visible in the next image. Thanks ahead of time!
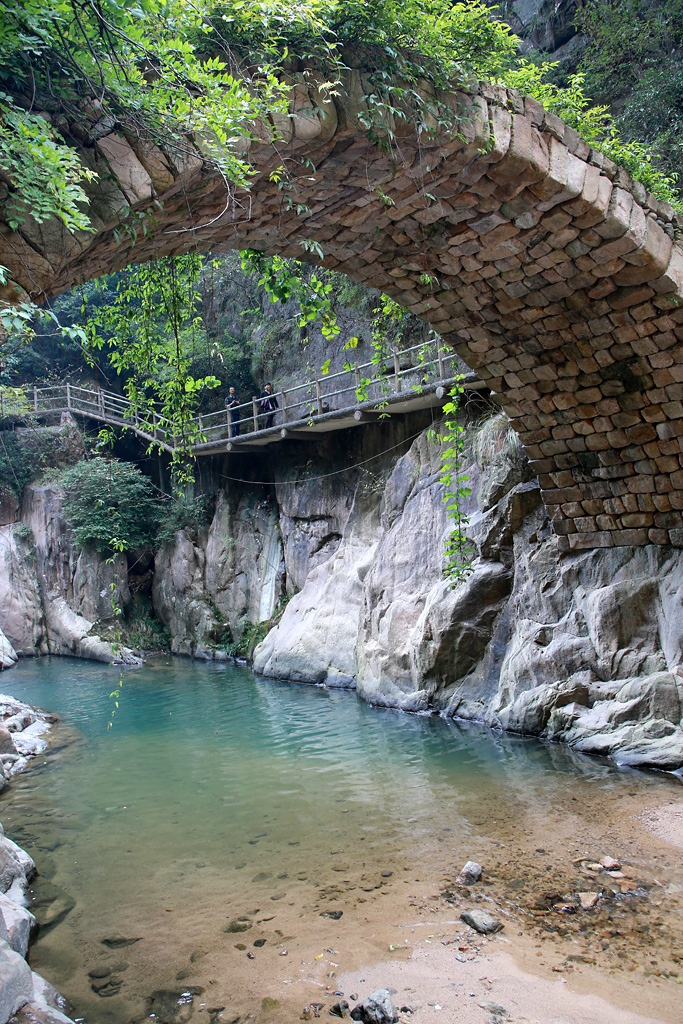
[0,656,680,1024]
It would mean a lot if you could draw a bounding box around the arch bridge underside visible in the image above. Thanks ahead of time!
[2,72,683,552]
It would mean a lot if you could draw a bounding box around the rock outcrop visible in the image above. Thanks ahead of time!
[0,486,139,665]
[252,414,683,769]
[152,484,284,657]
[0,697,78,1024]
[4,411,683,769]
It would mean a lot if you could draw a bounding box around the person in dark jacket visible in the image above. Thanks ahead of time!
[259,382,279,429]
[225,385,240,436]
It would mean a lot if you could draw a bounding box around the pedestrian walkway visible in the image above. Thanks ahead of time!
[0,339,483,456]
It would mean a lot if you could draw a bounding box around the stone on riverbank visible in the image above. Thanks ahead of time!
[0,895,36,957]
[456,861,482,886]
[224,917,252,933]
[350,990,398,1024]
[0,940,33,1021]
[0,729,16,757]
[460,909,503,934]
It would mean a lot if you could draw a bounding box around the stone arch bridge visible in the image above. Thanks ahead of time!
[2,71,683,552]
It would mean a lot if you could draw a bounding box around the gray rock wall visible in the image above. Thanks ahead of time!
[3,414,683,769]
[152,483,284,657]
[0,485,138,665]
[250,415,683,769]
[0,696,79,1024]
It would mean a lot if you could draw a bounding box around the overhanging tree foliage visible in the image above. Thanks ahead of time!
[59,455,158,553]
[2,0,682,492]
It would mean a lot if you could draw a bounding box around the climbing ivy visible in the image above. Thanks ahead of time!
[1,0,679,246]
[430,379,474,585]
[240,250,340,340]
[0,0,287,229]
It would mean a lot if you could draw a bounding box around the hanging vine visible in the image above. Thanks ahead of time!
[430,378,474,585]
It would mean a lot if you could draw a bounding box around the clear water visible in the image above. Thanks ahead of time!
[1,657,681,1024]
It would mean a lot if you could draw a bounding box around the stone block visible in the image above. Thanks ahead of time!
[563,164,600,217]
[595,188,633,240]
[563,126,591,161]
[127,138,175,193]
[0,894,36,957]
[530,137,569,202]
[96,133,154,204]
[489,115,549,191]
[650,245,683,298]
[0,939,33,1020]
[574,175,613,230]
[622,512,654,528]
[654,511,683,529]
[568,531,614,549]
[614,527,649,545]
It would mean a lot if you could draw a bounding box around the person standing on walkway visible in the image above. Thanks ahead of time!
[225,385,241,436]
[259,382,279,429]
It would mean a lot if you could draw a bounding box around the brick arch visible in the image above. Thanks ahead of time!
[2,72,683,551]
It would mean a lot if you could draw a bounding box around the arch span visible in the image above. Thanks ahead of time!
[2,73,683,551]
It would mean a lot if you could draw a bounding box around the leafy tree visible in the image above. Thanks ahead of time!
[84,254,221,476]
[59,456,159,553]
[0,0,286,229]
[575,0,683,183]
[0,423,81,498]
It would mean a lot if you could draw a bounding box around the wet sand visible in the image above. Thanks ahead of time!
[32,787,678,1024]
[641,800,683,850]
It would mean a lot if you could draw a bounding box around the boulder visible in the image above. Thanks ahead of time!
[456,861,482,886]
[460,909,503,934]
[0,845,24,895]
[0,894,36,957]
[0,938,33,1021]
[0,632,16,671]
[0,729,16,757]
[350,990,398,1024]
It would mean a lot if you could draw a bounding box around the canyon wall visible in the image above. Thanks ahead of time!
[0,483,138,668]
[154,412,683,770]
[2,410,683,770]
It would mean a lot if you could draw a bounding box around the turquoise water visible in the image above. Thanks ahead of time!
[1,657,680,1023]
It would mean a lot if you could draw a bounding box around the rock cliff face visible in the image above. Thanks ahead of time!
[152,482,284,657]
[248,416,683,769]
[0,485,138,666]
[4,414,683,769]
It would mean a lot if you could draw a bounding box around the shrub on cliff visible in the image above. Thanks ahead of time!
[59,457,158,555]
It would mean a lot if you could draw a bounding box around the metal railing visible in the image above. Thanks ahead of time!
[0,338,467,454]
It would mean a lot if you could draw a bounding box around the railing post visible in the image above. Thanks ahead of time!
[281,389,288,424]
[152,410,156,438]
[354,363,361,393]
[437,347,445,381]
[393,351,401,392]
[315,379,323,416]
[33,386,38,411]
[227,414,233,440]
[66,383,71,409]
[197,413,203,436]
[252,397,259,433]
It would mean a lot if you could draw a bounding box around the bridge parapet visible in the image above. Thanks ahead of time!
[1,72,683,549]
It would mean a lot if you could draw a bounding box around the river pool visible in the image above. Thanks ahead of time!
[1,656,682,1024]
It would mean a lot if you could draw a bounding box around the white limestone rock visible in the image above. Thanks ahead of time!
[0,894,36,957]
[0,938,33,1023]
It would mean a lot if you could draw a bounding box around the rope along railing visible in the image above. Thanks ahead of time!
[0,339,469,454]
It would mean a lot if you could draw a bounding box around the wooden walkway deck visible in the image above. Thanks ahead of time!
[0,340,484,456]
